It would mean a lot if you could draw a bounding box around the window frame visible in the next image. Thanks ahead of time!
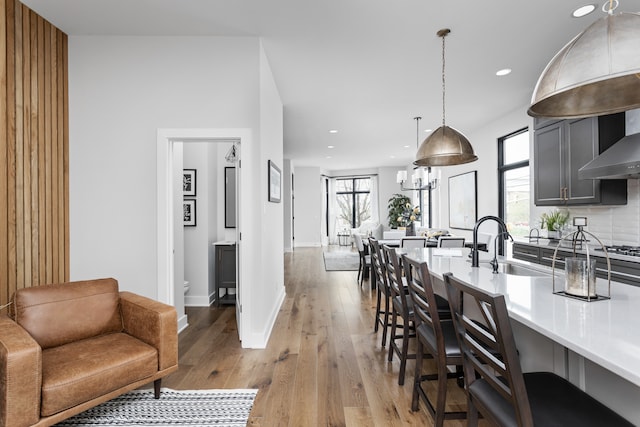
[498,127,530,251]
[335,177,372,228]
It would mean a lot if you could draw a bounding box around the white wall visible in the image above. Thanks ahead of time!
[255,43,286,344]
[433,105,533,242]
[283,159,294,252]
[293,167,323,247]
[68,36,284,348]
[377,167,412,229]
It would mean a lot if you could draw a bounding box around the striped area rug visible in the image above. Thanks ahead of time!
[56,388,258,426]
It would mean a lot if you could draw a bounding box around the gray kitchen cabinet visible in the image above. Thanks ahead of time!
[215,242,236,306]
[512,242,540,263]
[533,114,626,206]
[512,242,640,287]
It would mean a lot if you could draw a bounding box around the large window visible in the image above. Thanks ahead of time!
[335,177,372,230]
[499,128,530,238]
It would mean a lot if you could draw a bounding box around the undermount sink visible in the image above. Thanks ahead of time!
[482,261,549,277]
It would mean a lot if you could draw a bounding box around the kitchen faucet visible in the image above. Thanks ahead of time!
[528,228,540,242]
[471,215,509,268]
[489,231,514,273]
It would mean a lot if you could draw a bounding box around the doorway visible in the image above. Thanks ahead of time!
[156,128,251,342]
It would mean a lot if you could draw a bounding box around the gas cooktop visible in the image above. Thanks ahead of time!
[595,245,640,257]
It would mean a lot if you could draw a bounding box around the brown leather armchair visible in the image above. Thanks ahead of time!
[0,278,179,427]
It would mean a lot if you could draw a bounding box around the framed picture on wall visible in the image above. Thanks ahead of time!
[183,169,197,197]
[268,160,281,203]
[183,199,196,227]
[448,170,477,230]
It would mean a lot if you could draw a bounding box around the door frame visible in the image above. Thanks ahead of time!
[156,128,250,341]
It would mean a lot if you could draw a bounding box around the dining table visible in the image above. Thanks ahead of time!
[364,238,486,290]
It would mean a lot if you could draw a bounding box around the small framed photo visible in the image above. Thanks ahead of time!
[183,169,197,197]
[183,199,196,226]
[268,160,281,203]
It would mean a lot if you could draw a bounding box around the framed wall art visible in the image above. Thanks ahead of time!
[183,199,197,227]
[268,160,281,203]
[183,169,197,197]
[448,170,477,230]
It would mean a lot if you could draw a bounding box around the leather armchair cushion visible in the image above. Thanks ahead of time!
[11,278,123,349]
[41,332,158,417]
[0,315,42,427]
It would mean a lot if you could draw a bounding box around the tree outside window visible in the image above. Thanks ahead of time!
[336,178,371,230]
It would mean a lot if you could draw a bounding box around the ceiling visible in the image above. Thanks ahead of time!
[22,0,640,171]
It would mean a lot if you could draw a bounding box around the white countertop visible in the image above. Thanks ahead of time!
[400,247,640,388]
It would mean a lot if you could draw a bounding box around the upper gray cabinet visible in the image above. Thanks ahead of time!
[533,113,627,206]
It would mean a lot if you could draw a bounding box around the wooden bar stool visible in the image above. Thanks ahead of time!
[443,272,634,427]
[402,255,465,427]
[383,244,416,385]
[369,237,392,347]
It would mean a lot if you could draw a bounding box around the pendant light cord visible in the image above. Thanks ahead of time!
[441,32,446,127]
[437,28,451,127]
[414,116,421,149]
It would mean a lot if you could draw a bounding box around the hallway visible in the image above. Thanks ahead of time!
[164,247,474,426]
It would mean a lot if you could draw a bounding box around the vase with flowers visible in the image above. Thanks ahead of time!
[399,203,421,236]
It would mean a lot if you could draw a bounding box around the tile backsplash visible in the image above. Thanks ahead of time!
[569,179,640,246]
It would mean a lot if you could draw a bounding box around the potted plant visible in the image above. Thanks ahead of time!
[387,194,412,229]
[539,209,570,239]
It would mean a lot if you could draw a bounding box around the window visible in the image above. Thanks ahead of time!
[335,177,372,230]
[498,128,530,238]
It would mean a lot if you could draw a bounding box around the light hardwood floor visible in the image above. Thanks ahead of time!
[163,246,484,426]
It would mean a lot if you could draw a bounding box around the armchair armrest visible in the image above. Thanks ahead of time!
[0,314,42,427]
[119,292,178,371]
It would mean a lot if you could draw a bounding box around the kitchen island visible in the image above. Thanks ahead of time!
[400,246,640,424]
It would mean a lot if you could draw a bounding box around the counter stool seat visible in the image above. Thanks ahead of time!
[443,272,633,427]
[402,256,465,427]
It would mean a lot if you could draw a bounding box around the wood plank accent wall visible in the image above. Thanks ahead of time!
[0,0,68,308]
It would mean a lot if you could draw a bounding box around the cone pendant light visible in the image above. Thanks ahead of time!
[528,1,640,118]
[415,28,477,167]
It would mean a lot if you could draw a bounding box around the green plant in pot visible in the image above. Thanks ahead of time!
[387,193,412,229]
[540,209,570,239]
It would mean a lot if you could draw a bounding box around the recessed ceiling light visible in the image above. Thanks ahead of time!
[327,145,335,149]
[496,68,512,76]
[403,145,411,148]
[572,4,596,18]
[329,129,338,134]
[424,129,432,133]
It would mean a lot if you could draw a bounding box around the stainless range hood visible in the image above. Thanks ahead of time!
[579,109,640,180]
[579,133,640,179]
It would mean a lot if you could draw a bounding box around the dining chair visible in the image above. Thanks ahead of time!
[400,237,427,249]
[443,272,634,427]
[383,244,416,385]
[369,237,392,347]
[437,236,465,248]
[402,256,465,427]
[353,233,371,286]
